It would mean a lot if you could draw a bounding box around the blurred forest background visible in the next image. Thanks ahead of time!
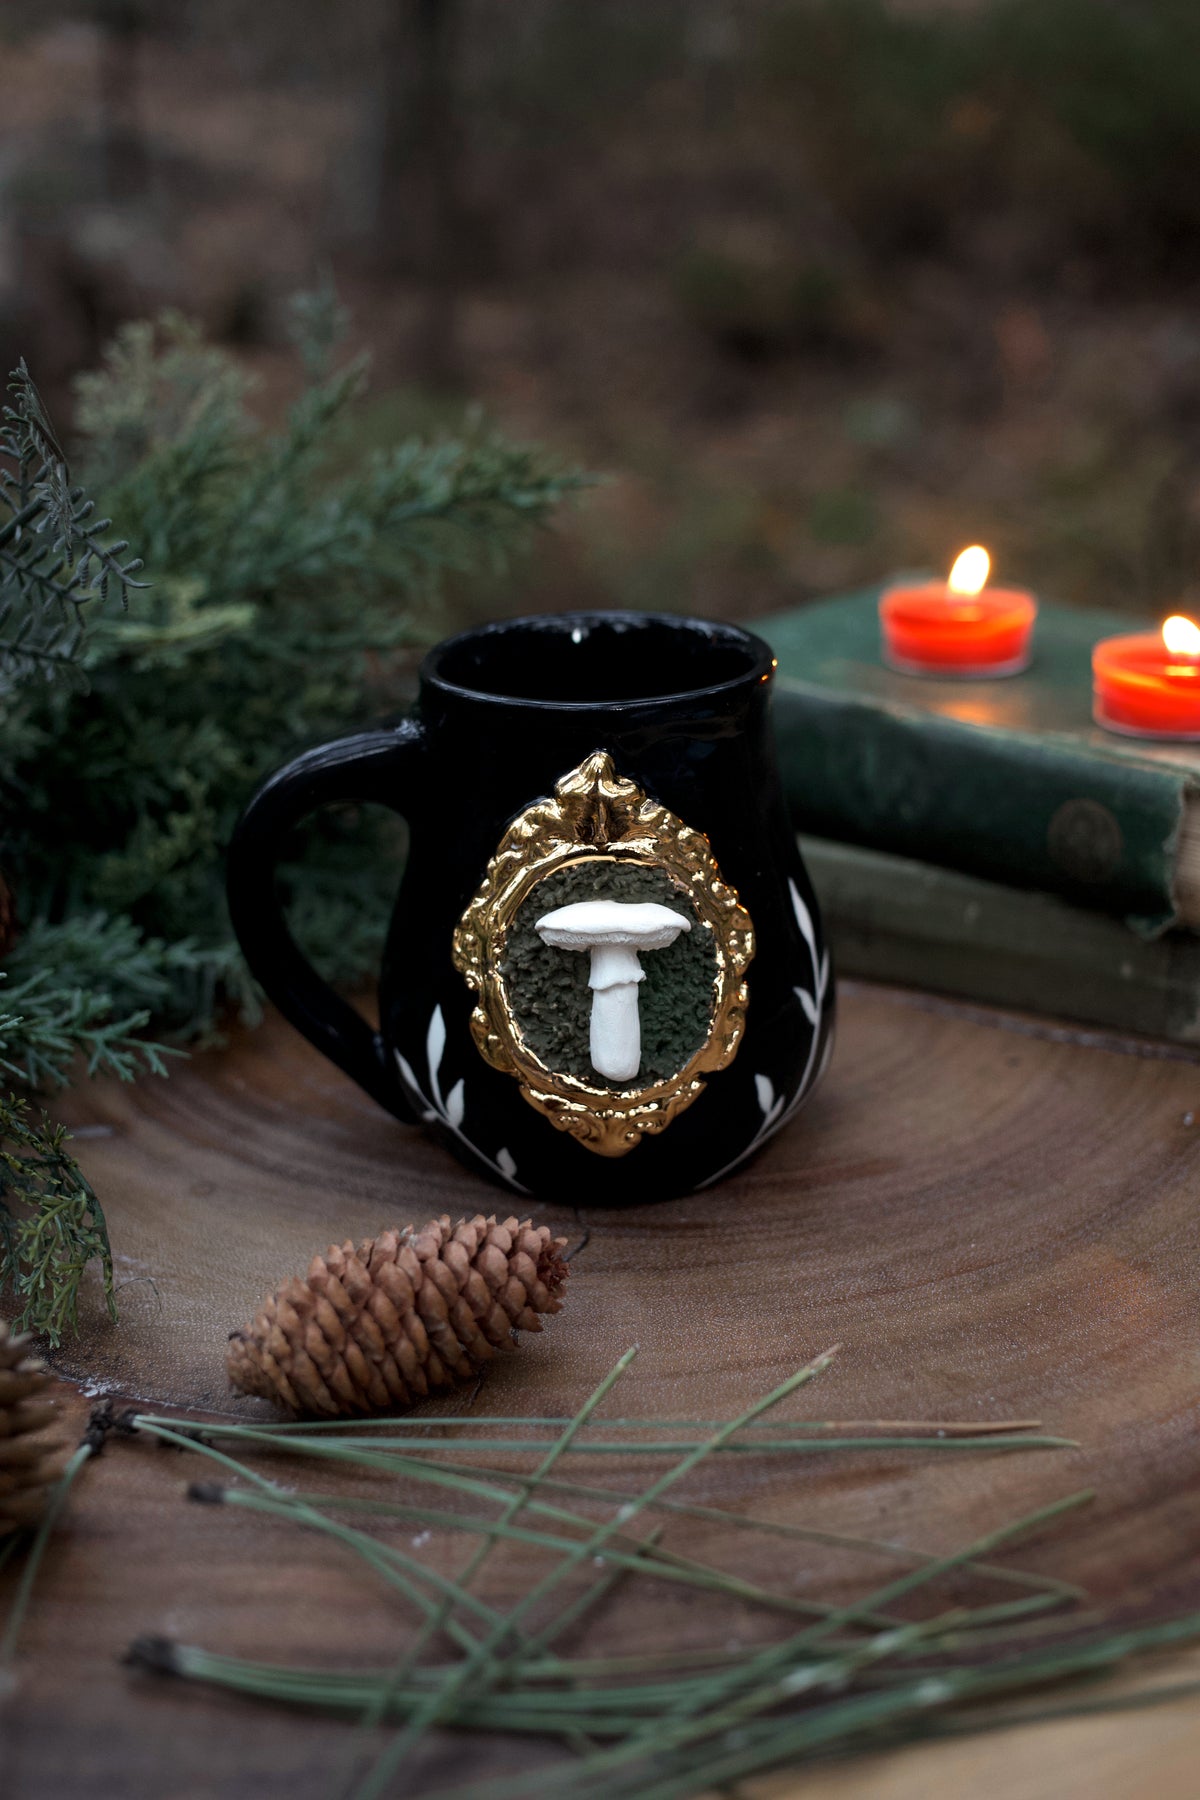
[6,0,1200,624]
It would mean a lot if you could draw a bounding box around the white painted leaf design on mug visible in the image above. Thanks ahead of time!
[394,1051,438,1125]
[698,877,830,1188]
[796,986,819,1027]
[791,876,828,1028]
[790,881,818,957]
[393,1007,528,1193]
[790,880,830,1008]
[426,1004,447,1095]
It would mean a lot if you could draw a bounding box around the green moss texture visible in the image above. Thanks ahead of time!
[501,860,716,1087]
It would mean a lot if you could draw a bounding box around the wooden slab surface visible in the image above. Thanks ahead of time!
[4,981,1200,1796]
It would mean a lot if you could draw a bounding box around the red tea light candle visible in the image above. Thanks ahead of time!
[1093,614,1200,740]
[880,547,1037,678]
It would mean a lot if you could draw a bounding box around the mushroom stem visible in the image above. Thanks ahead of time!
[586,944,645,1081]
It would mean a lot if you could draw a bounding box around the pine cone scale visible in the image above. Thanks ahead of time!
[393,1329,427,1392]
[228,1213,569,1417]
[0,1400,57,1440]
[0,1321,62,1538]
[0,1370,41,1407]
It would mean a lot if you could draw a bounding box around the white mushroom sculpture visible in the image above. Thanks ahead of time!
[535,899,691,1083]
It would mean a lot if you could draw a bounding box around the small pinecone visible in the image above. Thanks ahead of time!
[227,1214,569,1417]
[0,1320,61,1537]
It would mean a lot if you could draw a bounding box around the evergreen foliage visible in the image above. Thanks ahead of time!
[0,360,144,687]
[0,1097,115,1349]
[0,288,585,1339]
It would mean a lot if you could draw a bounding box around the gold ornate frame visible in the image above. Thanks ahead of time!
[451,751,754,1157]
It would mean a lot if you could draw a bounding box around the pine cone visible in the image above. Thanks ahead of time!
[0,1320,62,1537]
[227,1214,570,1417]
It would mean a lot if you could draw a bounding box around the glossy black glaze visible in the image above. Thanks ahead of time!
[226,612,834,1202]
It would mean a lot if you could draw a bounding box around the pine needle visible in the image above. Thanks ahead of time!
[0,1439,94,1680]
[115,1355,1198,1800]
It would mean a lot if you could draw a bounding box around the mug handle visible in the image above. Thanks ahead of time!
[226,720,424,1123]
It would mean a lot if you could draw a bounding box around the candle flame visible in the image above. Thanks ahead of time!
[947,545,990,596]
[1162,615,1200,656]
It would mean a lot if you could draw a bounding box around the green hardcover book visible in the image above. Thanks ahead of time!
[802,835,1200,1046]
[765,587,1200,934]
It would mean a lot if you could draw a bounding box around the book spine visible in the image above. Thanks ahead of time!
[776,681,1190,933]
[802,835,1200,1045]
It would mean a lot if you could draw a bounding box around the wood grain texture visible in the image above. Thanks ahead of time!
[4,981,1200,1796]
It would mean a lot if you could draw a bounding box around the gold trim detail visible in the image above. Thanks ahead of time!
[451,751,754,1157]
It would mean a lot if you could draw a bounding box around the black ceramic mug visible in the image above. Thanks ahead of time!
[226,612,834,1203]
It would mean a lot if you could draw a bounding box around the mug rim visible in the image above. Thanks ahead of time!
[421,610,776,711]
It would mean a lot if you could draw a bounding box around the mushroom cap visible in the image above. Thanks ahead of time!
[535,898,691,953]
